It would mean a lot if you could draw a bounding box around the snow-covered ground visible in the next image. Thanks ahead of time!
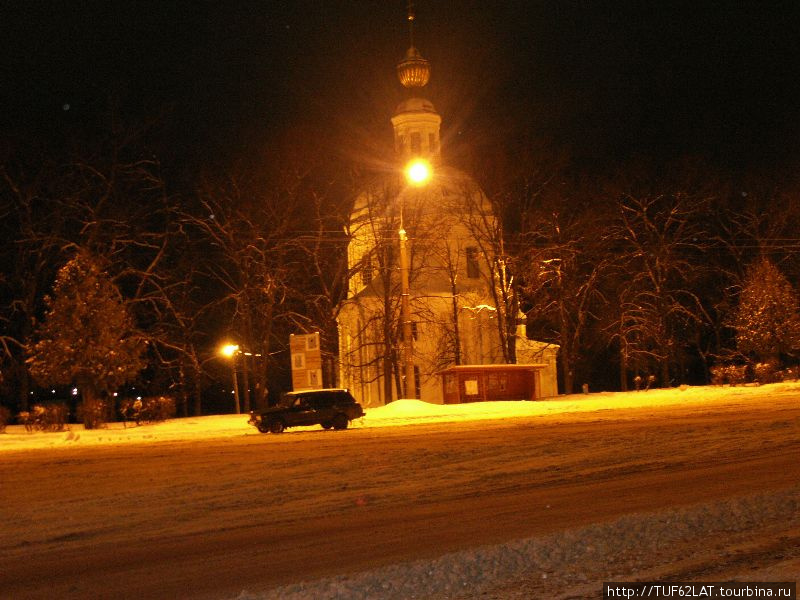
[2,383,799,600]
[236,486,800,600]
[3,382,796,452]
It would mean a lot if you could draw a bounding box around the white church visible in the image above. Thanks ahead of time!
[336,13,558,406]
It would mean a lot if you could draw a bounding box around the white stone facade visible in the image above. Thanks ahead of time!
[336,36,558,406]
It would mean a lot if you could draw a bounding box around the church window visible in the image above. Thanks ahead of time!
[362,255,373,285]
[410,132,421,154]
[466,246,480,278]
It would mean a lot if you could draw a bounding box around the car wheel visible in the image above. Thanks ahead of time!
[256,422,270,433]
[332,414,349,430]
[268,419,285,434]
[321,421,333,430]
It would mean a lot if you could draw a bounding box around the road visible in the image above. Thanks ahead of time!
[2,395,799,599]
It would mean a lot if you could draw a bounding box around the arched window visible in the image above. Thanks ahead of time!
[466,246,480,278]
[410,132,421,154]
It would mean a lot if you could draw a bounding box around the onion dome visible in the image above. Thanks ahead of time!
[396,46,430,88]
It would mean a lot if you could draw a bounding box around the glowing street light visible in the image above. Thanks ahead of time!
[220,343,240,358]
[405,158,432,186]
[398,158,433,399]
[219,343,241,413]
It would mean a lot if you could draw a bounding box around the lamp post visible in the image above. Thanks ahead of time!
[399,158,432,399]
[220,343,241,414]
[220,343,264,413]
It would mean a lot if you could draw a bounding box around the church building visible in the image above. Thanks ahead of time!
[336,9,558,406]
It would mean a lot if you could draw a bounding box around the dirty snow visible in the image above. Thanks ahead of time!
[234,486,800,600]
[2,383,799,599]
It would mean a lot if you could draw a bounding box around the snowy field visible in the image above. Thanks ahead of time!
[2,383,799,599]
[3,382,797,451]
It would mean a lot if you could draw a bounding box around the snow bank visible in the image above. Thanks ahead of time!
[231,485,800,600]
[0,414,252,451]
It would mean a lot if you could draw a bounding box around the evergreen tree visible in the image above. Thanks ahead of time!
[733,258,800,364]
[27,250,145,428]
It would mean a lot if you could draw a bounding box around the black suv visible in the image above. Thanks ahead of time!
[248,389,364,434]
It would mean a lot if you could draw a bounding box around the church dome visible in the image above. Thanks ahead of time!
[394,96,437,115]
[396,46,430,88]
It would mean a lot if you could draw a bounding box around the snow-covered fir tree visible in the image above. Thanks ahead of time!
[733,257,800,365]
[27,250,145,428]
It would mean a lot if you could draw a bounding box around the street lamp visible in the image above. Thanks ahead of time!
[219,343,264,412]
[220,343,239,358]
[405,158,432,186]
[220,343,241,414]
[398,158,433,399]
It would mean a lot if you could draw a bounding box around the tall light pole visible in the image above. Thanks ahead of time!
[399,158,432,399]
[220,343,241,414]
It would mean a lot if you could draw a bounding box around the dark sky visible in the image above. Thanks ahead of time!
[5,1,800,172]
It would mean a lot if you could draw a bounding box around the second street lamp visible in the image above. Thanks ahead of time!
[220,343,241,414]
[219,343,263,413]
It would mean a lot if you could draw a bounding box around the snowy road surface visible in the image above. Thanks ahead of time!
[1,384,799,599]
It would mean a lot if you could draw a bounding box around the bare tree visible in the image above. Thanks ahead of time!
[339,180,404,403]
[448,175,519,363]
[603,188,713,388]
[178,164,318,411]
[518,207,611,394]
[0,162,72,411]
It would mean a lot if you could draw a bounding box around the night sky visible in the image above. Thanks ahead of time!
[5,1,800,174]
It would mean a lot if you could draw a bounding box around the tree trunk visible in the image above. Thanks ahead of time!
[619,347,628,392]
[451,281,462,365]
[383,353,394,404]
[18,364,31,412]
[561,345,573,395]
[660,360,670,389]
[81,386,104,429]
[193,380,203,416]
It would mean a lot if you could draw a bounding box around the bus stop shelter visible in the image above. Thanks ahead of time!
[441,364,549,404]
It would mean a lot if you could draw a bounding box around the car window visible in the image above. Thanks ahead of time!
[313,395,333,408]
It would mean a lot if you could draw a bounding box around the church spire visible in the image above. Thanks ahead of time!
[392,1,441,161]
[396,1,430,90]
[407,0,415,48]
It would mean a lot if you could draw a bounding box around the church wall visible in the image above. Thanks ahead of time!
[335,29,559,407]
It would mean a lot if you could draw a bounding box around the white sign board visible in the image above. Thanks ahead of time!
[290,332,322,391]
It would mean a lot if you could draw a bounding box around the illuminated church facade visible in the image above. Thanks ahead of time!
[336,12,558,406]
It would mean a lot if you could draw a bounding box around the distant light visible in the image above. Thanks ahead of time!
[72,388,78,396]
[405,159,432,186]
[220,343,240,358]
[113,392,118,397]
[51,389,56,394]
[136,396,142,401]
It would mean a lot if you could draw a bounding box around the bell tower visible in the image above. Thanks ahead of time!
[391,2,441,162]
